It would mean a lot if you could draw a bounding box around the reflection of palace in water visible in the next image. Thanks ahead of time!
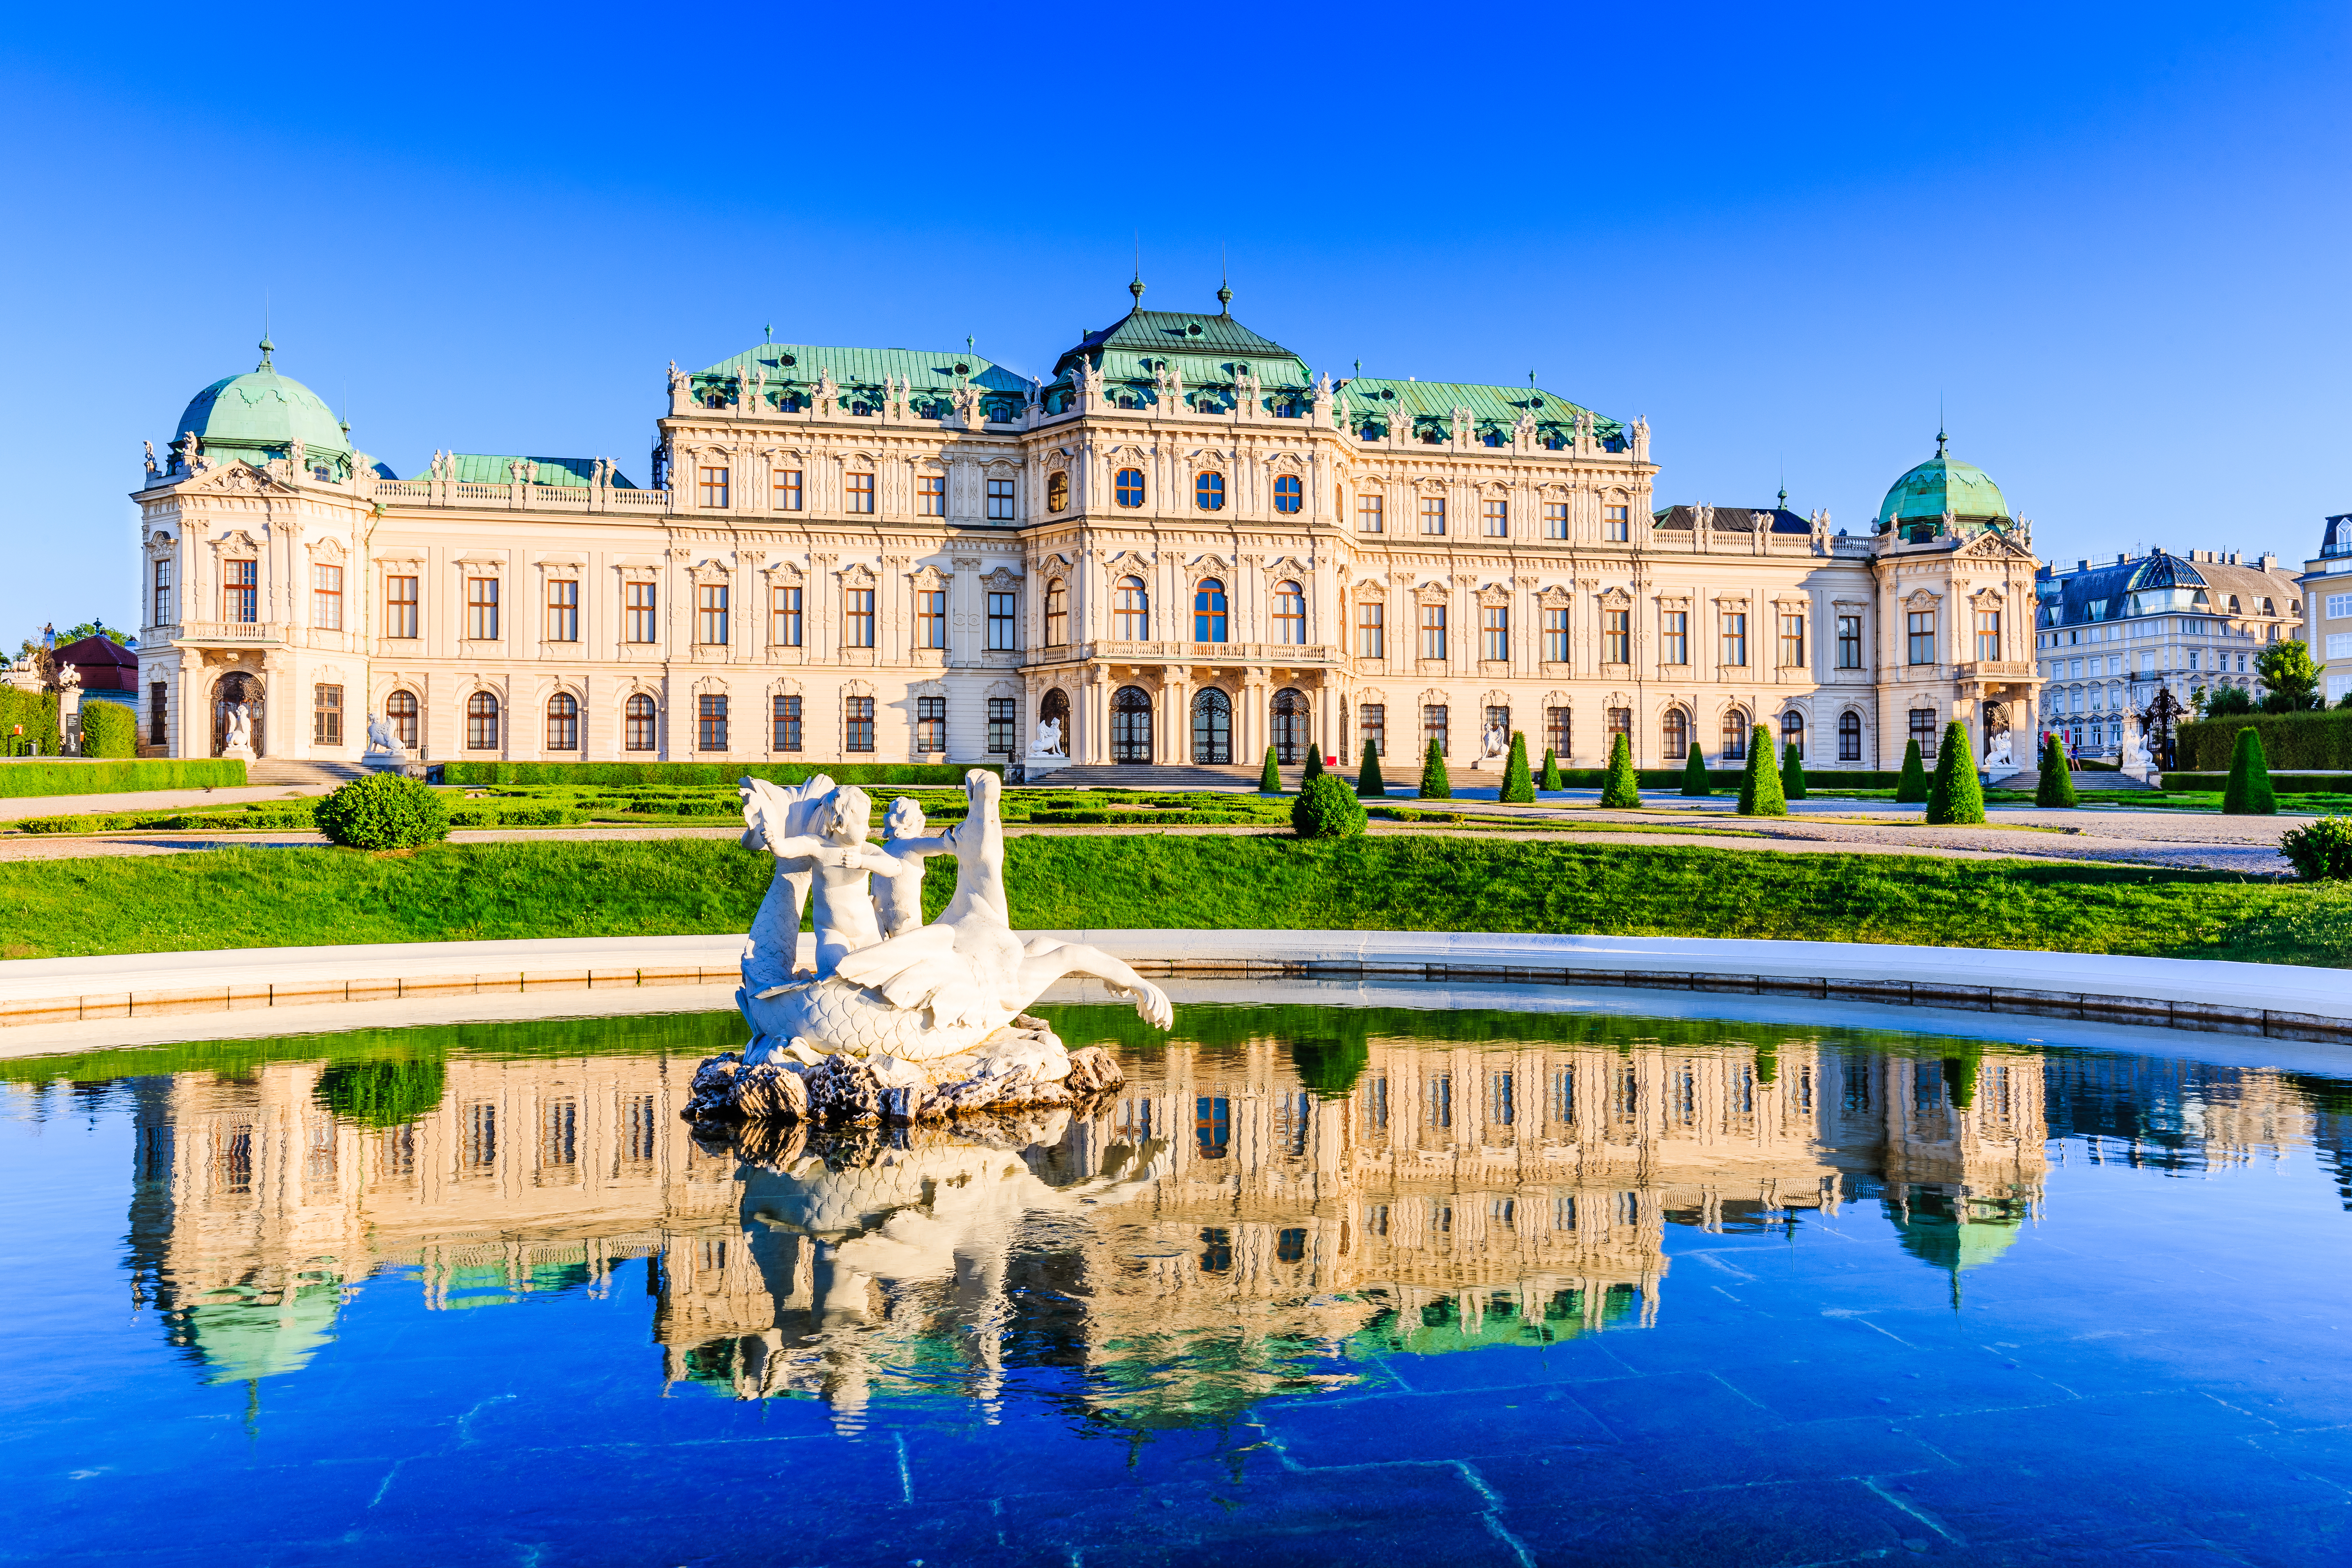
[118,1029,2077,1421]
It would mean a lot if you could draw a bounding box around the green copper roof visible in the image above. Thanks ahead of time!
[691,341,1032,416]
[1339,377,1625,448]
[403,453,636,488]
[1052,303,1303,381]
[173,339,353,464]
[1876,435,2011,525]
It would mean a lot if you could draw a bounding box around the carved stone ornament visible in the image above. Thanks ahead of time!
[1598,586,1634,608]
[981,567,1021,593]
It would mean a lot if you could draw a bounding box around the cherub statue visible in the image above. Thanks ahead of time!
[749,783,904,978]
[143,440,158,477]
[871,796,943,938]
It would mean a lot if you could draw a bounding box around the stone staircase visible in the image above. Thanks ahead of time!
[1986,767,2157,793]
[245,758,372,791]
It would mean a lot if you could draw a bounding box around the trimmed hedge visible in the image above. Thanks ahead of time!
[1526,767,1914,790]
[0,758,248,798]
[78,702,138,758]
[2178,711,2352,771]
[2162,772,2352,794]
[436,761,1001,787]
[0,686,63,756]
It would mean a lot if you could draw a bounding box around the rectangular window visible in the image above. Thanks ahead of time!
[223,559,258,623]
[312,684,342,745]
[987,697,1017,755]
[1543,607,1569,663]
[697,693,727,751]
[773,469,803,511]
[1837,614,1862,669]
[1975,609,2001,662]
[386,575,418,638]
[1481,498,1508,537]
[916,695,946,752]
[1360,702,1386,758]
[986,477,1017,520]
[546,579,578,642]
[696,584,729,645]
[625,582,657,643]
[1356,600,1384,658]
[983,591,1017,652]
[311,564,343,630]
[1780,612,1806,668]
[698,465,729,509]
[771,584,802,647]
[1420,495,1446,535]
[845,695,875,752]
[1660,609,1688,665]
[1419,602,1447,661]
[844,589,875,648]
[1910,707,1939,759]
[916,589,946,649]
[2327,593,2352,620]
[466,577,499,641]
[1604,608,1630,665]
[1720,611,1747,666]
[1481,604,1508,661]
[2328,633,2352,659]
[845,472,875,514]
[149,681,168,746]
[1357,493,1384,533]
[916,474,946,516]
[772,694,801,751]
[1544,501,1568,540]
[1908,611,1936,665]
[1604,504,1630,541]
[152,560,173,626]
[1546,706,1571,758]
[1422,703,1449,755]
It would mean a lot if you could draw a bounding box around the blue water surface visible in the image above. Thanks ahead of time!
[4,1003,2352,1567]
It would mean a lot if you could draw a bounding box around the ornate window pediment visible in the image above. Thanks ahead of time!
[1104,549,1154,576]
[208,528,263,556]
[982,566,1021,592]
[1476,582,1510,606]
[909,564,950,589]
[1537,584,1573,608]
[309,535,348,563]
[768,675,804,696]
[1265,451,1305,473]
[839,562,878,587]
[761,560,804,582]
[144,530,176,559]
[1905,589,1943,610]
[685,558,733,584]
[1655,591,1692,609]
[1598,586,1634,608]
[1415,580,1451,605]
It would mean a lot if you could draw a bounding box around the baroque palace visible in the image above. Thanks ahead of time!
[132,284,2043,772]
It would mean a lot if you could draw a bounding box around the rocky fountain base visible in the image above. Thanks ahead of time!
[686,1014,1124,1126]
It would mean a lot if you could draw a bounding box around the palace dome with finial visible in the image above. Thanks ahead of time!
[170,337,356,478]
[1873,431,2014,538]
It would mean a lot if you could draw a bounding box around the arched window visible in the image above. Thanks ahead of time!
[1270,688,1310,765]
[1044,580,1068,646]
[2228,595,2241,614]
[1047,471,1070,512]
[1192,688,1232,764]
[546,692,579,751]
[1195,472,1226,511]
[1193,579,1228,643]
[625,693,657,752]
[466,691,501,751]
[1839,710,1862,761]
[386,689,419,749]
[1721,708,1748,760]
[1662,708,1689,759]
[1273,474,1302,514]
[1273,581,1306,645]
[1113,577,1148,640]
[1115,468,1145,508]
[1111,685,1153,764]
[1781,710,1804,759]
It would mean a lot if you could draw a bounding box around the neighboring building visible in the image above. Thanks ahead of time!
[130,292,2041,773]
[2300,514,2352,706]
[2032,548,2306,758]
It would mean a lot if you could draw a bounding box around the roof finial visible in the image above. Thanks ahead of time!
[1937,392,1947,457]
[1131,234,1145,306]
[1936,427,1948,457]
[764,323,772,342]
[257,334,275,370]
[1217,244,1231,314]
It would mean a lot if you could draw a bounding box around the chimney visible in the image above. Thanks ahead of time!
[2260,553,2278,571]
[2077,559,2090,572]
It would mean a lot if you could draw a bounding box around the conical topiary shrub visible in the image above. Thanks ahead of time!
[1302,745,1326,787]
[2223,726,2277,815]
[1737,724,1787,816]
[1539,747,1564,791]
[1680,745,1711,796]
[1895,738,1930,803]
[2035,733,2077,808]
[1782,740,1808,801]
[1259,745,1280,794]
[1356,738,1387,799]
[1499,731,1535,803]
[1418,738,1451,800]
[1925,720,1986,824]
[1599,732,1642,808]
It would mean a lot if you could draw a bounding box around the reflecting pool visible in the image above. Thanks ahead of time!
[7,995,2352,1566]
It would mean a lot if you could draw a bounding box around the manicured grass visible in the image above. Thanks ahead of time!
[1,834,2344,966]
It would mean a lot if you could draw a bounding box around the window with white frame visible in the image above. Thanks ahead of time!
[1357,493,1384,533]
[1045,581,1068,646]
[1420,495,1446,535]
[916,589,946,649]
[1481,604,1508,661]
[1975,609,2001,662]
[1604,608,1630,664]
[773,468,803,511]
[917,474,946,516]
[697,693,728,751]
[844,695,876,751]
[1360,702,1385,757]
[1544,501,1568,539]
[1720,611,1747,667]
[987,591,1017,651]
[1273,581,1306,646]
[1481,499,1508,537]
[844,588,876,648]
[546,578,578,642]
[152,559,173,626]
[697,584,729,645]
[698,466,729,508]
[1419,602,1447,660]
[916,695,946,752]
[845,472,875,514]
[772,693,801,751]
[311,564,343,630]
[466,577,499,641]
[1837,614,1862,668]
[1604,504,1630,541]
[223,558,258,623]
[1779,612,1806,668]
[1543,606,1569,662]
[1660,610,1688,665]
[313,684,343,746]
[986,697,1017,754]
[770,584,802,646]
[625,582,657,643]
[1356,600,1384,658]
[986,477,1016,520]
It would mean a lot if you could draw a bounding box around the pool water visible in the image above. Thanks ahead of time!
[6,1001,2352,1566]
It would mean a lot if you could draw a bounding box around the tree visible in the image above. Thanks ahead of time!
[1291,774,1368,837]
[1499,731,1535,803]
[1301,745,1326,787]
[58,619,135,648]
[1782,740,1808,801]
[1599,732,1641,808]
[1539,747,1564,791]
[1736,724,1787,816]
[2222,726,2277,815]
[2203,685,2258,718]
[1258,745,1280,794]
[1417,738,1451,800]
[1894,739,1930,803]
[2035,732,2078,807]
[1925,720,1986,824]
[2255,640,2323,713]
[1679,745,1711,796]
[1356,739,1387,799]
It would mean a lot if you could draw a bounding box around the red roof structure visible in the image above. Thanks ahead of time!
[53,636,138,692]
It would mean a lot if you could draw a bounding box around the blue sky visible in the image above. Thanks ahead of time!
[2,0,2346,637]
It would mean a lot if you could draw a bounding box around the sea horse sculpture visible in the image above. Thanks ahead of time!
[734,769,1171,1067]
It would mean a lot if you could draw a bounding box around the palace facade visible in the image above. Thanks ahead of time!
[132,289,2042,773]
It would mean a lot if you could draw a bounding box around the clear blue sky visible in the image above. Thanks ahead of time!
[3,1,2346,638]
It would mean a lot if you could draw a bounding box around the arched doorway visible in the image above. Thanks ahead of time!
[1111,686,1153,764]
[212,670,266,758]
[1270,688,1309,765]
[1982,701,2008,756]
[1038,687,1070,755]
[1192,689,1232,764]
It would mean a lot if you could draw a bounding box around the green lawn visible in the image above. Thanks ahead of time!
[3,834,2345,966]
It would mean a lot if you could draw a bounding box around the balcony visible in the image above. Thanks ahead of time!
[1029,641,1341,669]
